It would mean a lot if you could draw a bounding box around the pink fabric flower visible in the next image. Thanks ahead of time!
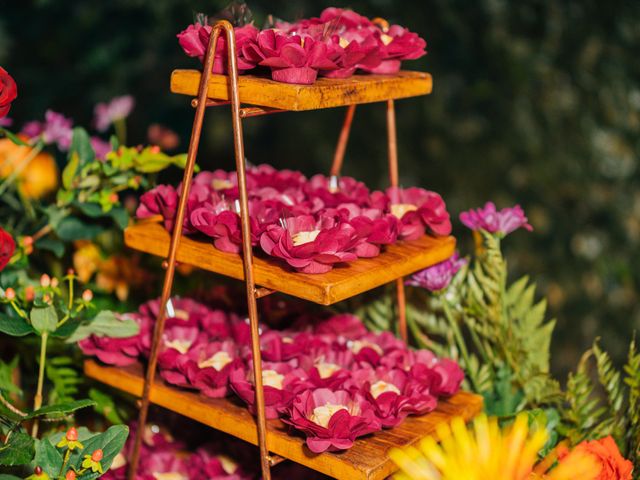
[229,362,309,419]
[313,313,368,340]
[259,215,358,274]
[283,388,381,452]
[94,95,134,132]
[305,174,370,208]
[78,314,142,366]
[376,187,452,240]
[459,201,533,236]
[257,32,338,84]
[186,340,239,398]
[406,252,467,292]
[158,325,207,387]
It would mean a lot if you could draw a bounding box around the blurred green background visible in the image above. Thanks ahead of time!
[1,0,638,375]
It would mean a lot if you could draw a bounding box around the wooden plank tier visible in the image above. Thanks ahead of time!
[85,360,482,480]
[170,70,432,111]
[124,220,456,305]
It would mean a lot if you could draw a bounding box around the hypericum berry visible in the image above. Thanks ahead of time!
[91,449,103,462]
[67,268,75,276]
[82,289,93,302]
[66,427,78,441]
[24,285,35,302]
[50,277,59,288]
[65,470,76,480]
[109,192,119,203]
[4,288,15,301]
[34,466,43,475]
[149,145,161,154]
[22,236,34,247]
[42,294,51,303]
[40,274,51,287]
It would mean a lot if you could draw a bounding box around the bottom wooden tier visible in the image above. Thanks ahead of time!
[85,360,483,480]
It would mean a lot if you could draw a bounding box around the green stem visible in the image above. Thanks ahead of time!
[114,118,126,146]
[68,275,74,311]
[442,297,480,392]
[59,447,71,478]
[9,300,28,320]
[0,142,44,197]
[31,332,48,438]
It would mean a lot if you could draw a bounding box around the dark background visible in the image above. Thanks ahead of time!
[1,0,639,375]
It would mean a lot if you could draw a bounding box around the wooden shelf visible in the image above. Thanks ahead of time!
[124,220,456,305]
[170,70,432,111]
[85,360,482,480]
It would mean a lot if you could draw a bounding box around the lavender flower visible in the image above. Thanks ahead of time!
[459,201,533,236]
[94,95,134,131]
[406,252,466,292]
[90,136,112,160]
[21,110,73,150]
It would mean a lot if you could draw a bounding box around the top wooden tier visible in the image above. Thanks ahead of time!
[170,70,432,111]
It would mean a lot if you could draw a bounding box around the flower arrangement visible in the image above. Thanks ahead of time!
[137,167,451,273]
[79,298,463,453]
[177,7,427,84]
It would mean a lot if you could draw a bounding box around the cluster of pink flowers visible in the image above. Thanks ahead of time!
[103,421,253,479]
[80,297,464,453]
[136,164,451,274]
[177,7,426,84]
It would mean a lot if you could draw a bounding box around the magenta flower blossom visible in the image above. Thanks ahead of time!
[406,252,467,292]
[260,215,358,274]
[90,136,112,160]
[186,340,239,398]
[459,201,533,236]
[313,313,368,340]
[283,388,381,452]
[301,344,354,389]
[78,314,142,366]
[94,95,134,132]
[375,187,452,240]
[256,32,338,84]
[349,331,405,367]
[22,110,73,150]
[136,184,179,230]
[158,325,206,387]
[229,362,309,419]
[0,117,13,127]
[305,174,370,208]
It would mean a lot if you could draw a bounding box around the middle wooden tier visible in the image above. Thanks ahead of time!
[125,219,456,305]
[85,360,482,480]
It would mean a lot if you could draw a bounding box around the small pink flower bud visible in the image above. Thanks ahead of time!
[4,288,15,300]
[109,192,119,203]
[66,427,78,441]
[40,274,51,287]
[67,268,75,276]
[91,449,103,462]
[22,236,34,247]
[50,277,59,288]
[65,471,76,480]
[24,285,35,302]
[82,289,93,302]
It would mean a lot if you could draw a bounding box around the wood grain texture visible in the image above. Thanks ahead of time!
[124,219,456,305]
[170,70,432,111]
[85,360,482,480]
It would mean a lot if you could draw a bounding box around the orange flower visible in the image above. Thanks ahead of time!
[72,241,103,283]
[560,436,633,480]
[95,255,146,301]
[0,138,59,199]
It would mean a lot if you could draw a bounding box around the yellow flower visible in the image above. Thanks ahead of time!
[73,241,103,283]
[0,138,59,199]
[390,414,599,480]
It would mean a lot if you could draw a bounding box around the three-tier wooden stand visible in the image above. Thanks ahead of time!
[84,21,482,480]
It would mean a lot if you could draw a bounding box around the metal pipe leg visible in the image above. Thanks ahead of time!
[386,99,408,343]
[330,104,356,176]
[223,22,272,480]
[127,25,222,480]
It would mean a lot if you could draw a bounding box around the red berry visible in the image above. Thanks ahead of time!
[67,268,75,276]
[82,289,93,302]
[66,427,78,441]
[4,288,15,301]
[40,274,51,287]
[34,466,43,475]
[65,470,76,480]
[91,449,103,462]
[22,236,34,247]
[24,285,35,302]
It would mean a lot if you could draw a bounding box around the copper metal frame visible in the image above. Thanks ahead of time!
[128,19,407,480]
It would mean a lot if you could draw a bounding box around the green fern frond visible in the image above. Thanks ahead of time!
[46,356,81,404]
[592,340,626,439]
[623,337,640,470]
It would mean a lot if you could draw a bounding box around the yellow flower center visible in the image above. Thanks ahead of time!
[350,340,383,355]
[217,455,238,474]
[212,178,234,190]
[174,309,189,321]
[110,452,127,470]
[197,351,232,371]
[262,369,285,389]
[315,362,341,379]
[164,339,193,355]
[152,473,188,480]
[339,37,350,48]
[292,229,321,246]
[370,380,401,399]
[310,403,348,428]
[282,336,294,344]
[390,203,417,219]
[381,33,394,46]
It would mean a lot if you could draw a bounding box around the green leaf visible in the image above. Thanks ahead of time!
[0,432,35,466]
[0,313,35,337]
[66,311,139,343]
[109,207,129,229]
[55,216,103,241]
[0,474,23,479]
[30,305,58,334]
[62,152,80,189]
[76,201,104,218]
[68,425,129,479]
[89,388,125,424]
[0,127,28,146]
[69,127,95,165]
[35,237,65,258]
[0,357,21,395]
[25,399,96,420]
[32,438,63,478]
